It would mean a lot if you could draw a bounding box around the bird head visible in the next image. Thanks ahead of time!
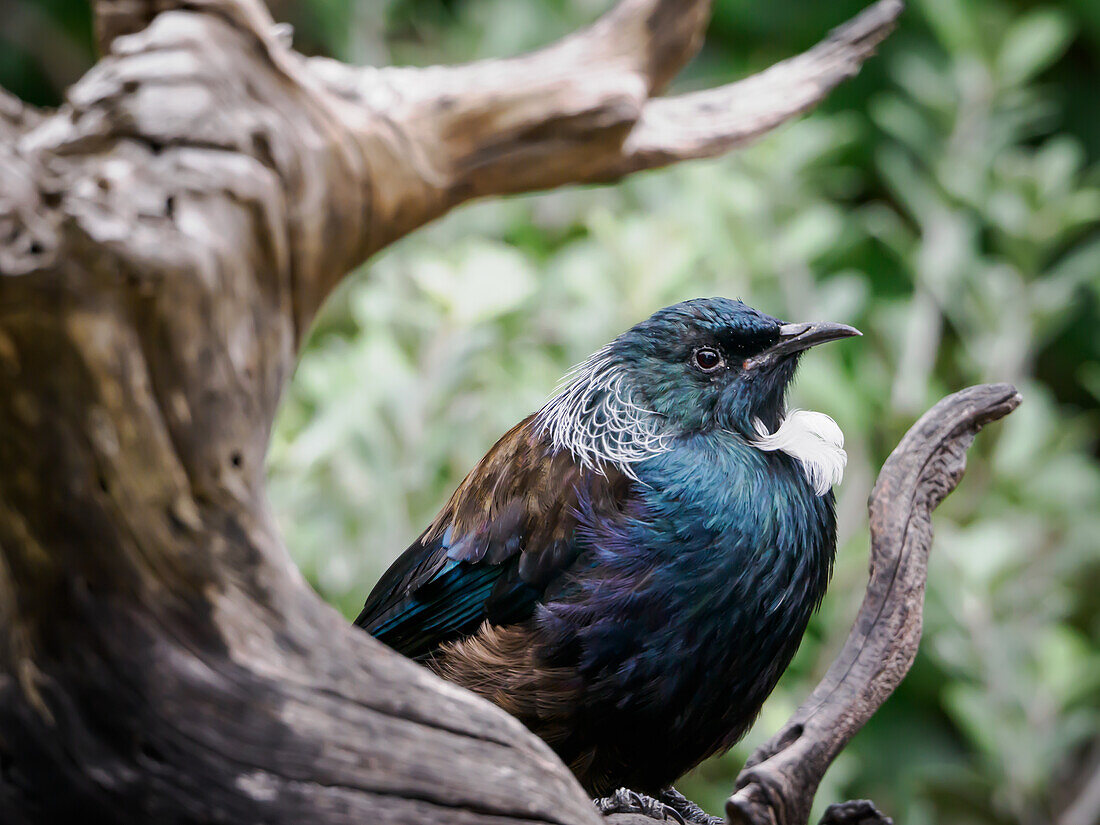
[613,297,860,435]
[536,297,859,477]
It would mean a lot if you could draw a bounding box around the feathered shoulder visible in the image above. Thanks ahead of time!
[426,415,631,575]
[356,417,631,658]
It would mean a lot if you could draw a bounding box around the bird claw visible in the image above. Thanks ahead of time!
[658,787,723,825]
[820,799,894,825]
[594,788,687,823]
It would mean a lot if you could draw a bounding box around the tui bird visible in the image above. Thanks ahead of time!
[356,297,859,821]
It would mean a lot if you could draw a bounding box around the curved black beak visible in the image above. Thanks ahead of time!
[743,321,861,370]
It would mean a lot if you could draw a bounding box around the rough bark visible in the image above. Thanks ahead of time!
[0,1,1017,824]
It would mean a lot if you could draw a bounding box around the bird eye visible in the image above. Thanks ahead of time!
[692,347,724,372]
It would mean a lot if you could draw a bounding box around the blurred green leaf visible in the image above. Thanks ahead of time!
[996,9,1074,86]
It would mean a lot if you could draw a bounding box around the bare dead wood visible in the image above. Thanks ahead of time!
[0,1,1014,824]
[70,0,902,333]
[619,0,905,174]
[307,0,903,272]
[92,0,282,54]
[727,384,1022,825]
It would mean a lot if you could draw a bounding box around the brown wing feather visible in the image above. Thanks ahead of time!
[357,415,630,657]
[427,620,614,796]
[425,415,630,579]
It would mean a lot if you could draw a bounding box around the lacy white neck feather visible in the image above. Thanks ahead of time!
[534,346,672,481]
[535,351,845,495]
[750,410,847,496]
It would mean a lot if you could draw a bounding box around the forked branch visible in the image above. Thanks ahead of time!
[310,0,903,260]
[81,0,902,327]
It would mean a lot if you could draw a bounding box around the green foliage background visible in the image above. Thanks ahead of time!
[5,1,1099,822]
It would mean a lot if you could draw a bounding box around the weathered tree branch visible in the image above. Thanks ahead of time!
[0,88,41,132]
[78,0,903,332]
[619,0,904,174]
[727,384,1022,825]
[308,0,902,274]
[0,2,1017,825]
[0,93,47,278]
[92,0,281,54]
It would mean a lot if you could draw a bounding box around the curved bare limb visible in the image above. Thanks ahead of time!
[726,383,1022,825]
[619,0,904,173]
[309,0,902,267]
[78,0,903,331]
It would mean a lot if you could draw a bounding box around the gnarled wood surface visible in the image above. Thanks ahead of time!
[0,2,1018,824]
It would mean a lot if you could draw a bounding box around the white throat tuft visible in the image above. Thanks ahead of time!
[750,410,846,496]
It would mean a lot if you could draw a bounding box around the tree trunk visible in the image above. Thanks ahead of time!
[0,1,1017,823]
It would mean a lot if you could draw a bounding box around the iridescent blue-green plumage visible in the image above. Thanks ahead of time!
[356,298,856,797]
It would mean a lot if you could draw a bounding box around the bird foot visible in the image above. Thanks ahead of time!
[594,788,687,823]
[819,799,894,825]
[658,787,724,825]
